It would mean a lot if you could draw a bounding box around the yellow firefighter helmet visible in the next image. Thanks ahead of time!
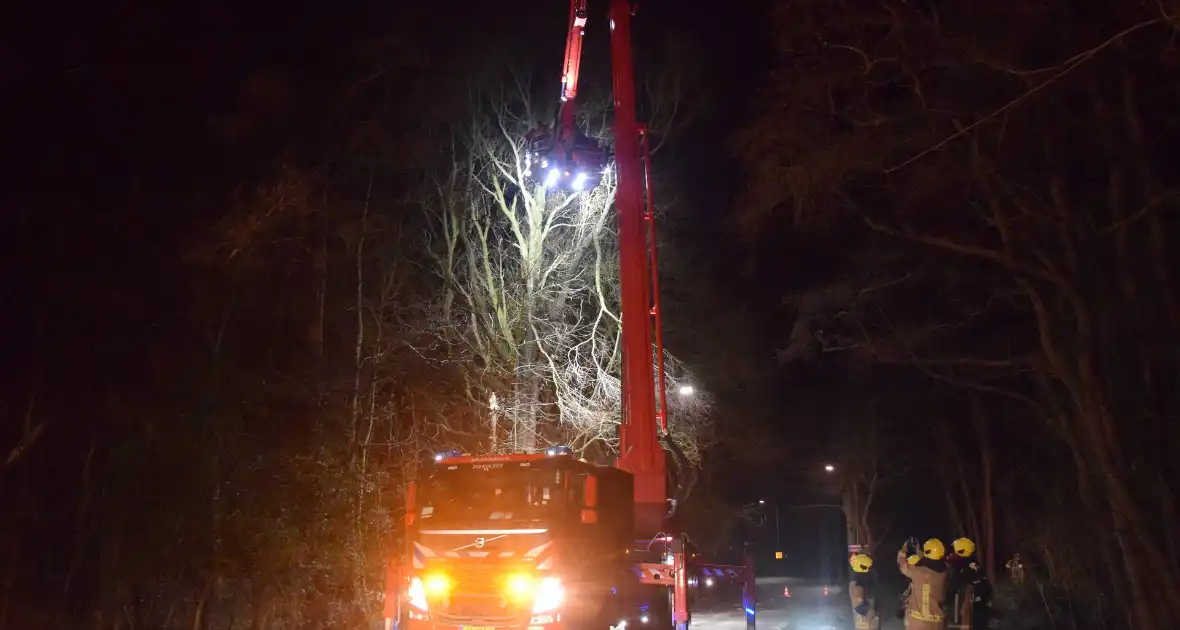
[907,554,921,565]
[923,538,947,560]
[850,553,873,573]
[952,537,976,557]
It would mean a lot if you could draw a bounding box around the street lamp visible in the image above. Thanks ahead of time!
[678,385,695,396]
[823,464,835,472]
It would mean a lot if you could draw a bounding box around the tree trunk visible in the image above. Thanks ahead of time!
[191,578,214,630]
[516,331,540,452]
[940,436,966,541]
[56,437,99,628]
[841,482,857,552]
[350,167,372,455]
[970,397,996,577]
[310,200,327,357]
[951,442,980,546]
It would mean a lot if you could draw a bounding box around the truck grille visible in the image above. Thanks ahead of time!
[439,594,519,624]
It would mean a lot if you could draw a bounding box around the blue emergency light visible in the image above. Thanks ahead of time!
[434,450,463,462]
[546,446,574,456]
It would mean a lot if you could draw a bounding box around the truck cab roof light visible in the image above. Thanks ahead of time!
[434,450,464,462]
[546,446,574,456]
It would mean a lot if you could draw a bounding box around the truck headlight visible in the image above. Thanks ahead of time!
[505,573,536,604]
[424,573,452,596]
[409,572,452,611]
[532,577,564,613]
[408,577,428,610]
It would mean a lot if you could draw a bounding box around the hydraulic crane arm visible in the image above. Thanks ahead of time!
[605,0,667,537]
[526,0,603,191]
[555,0,588,157]
[533,0,666,536]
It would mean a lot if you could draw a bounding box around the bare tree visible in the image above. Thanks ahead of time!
[421,79,712,461]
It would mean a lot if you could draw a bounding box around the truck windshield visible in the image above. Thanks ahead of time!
[418,466,564,525]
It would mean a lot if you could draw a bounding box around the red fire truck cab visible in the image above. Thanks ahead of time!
[388,449,650,630]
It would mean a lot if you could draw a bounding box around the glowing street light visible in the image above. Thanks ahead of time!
[678,385,695,396]
[824,464,835,473]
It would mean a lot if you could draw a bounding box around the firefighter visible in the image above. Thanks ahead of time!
[945,537,969,628]
[896,540,921,621]
[897,538,950,630]
[1006,553,1025,584]
[849,553,880,630]
[897,555,921,620]
[947,538,993,629]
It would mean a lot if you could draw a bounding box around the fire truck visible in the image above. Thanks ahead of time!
[393,448,649,630]
[383,0,755,628]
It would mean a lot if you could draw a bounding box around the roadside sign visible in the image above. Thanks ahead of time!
[848,544,864,553]
[774,551,783,559]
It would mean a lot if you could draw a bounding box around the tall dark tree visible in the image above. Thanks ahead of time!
[738,0,1180,627]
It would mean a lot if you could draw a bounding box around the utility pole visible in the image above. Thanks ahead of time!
[759,500,781,552]
[841,479,856,550]
[828,463,861,558]
[773,503,780,551]
[818,514,829,584]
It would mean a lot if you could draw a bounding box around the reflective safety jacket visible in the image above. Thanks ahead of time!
[947,558,993,629]
[849,573,880,630]
[897,550,949,628]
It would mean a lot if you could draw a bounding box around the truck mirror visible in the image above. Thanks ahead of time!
[405,482,417,527]
[580,508,598,524]
[584,475,598,507]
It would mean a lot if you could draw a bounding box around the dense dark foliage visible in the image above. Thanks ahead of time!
[738,0,1180,627]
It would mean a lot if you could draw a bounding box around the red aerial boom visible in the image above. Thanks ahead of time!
[528,0,668,536]
[526,0,607,191]
[601,0,668,537]
[535,8,760,630]
[554,0,587,161]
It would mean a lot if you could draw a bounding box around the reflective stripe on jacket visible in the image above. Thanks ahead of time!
[849,578,879,629]
[853,612,880,630]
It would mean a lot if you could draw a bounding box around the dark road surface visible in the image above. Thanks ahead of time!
[689,577,903,630]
